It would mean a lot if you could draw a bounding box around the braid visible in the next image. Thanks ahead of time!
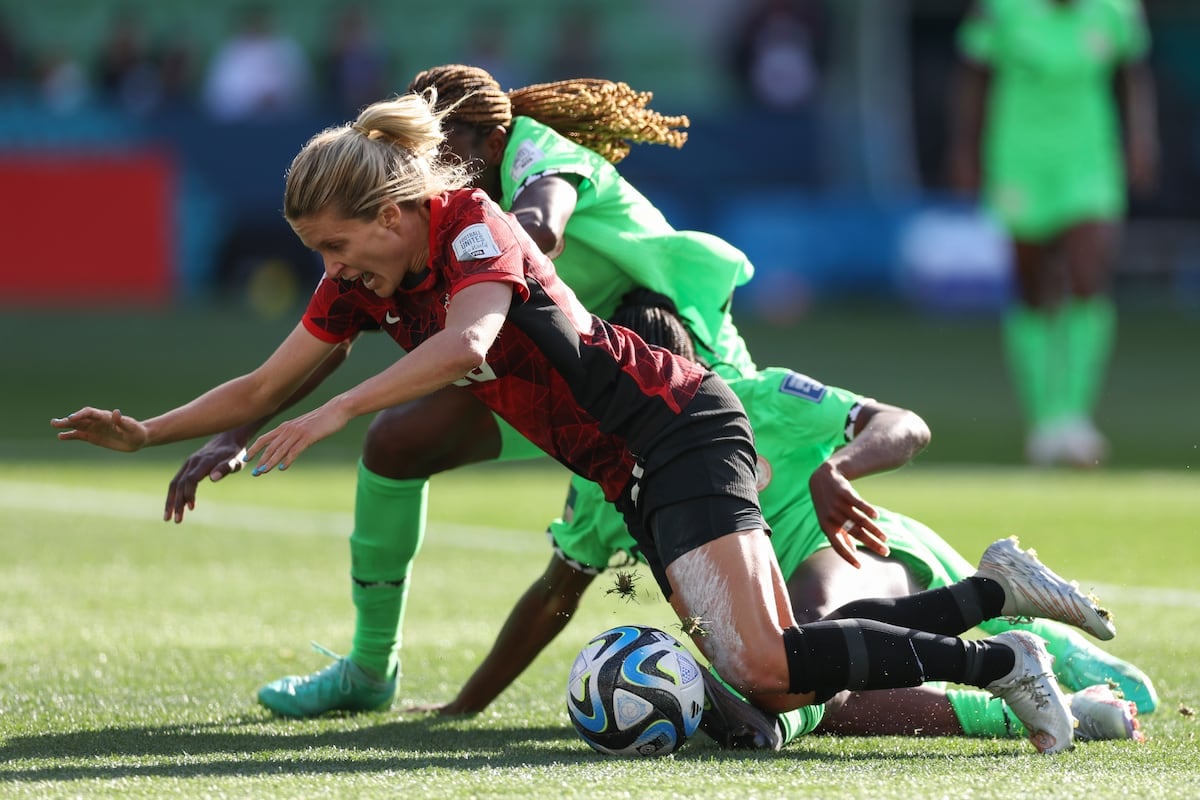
[408,64,513,127]
[508,79,689,163]
[408,65,689,164]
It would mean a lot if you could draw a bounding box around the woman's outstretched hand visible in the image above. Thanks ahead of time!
[51,408,149,452]
[243,401,351,476]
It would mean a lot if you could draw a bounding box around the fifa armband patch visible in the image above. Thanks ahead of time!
[779,371,827,403]
[509,139,546,184]
[452,223,502,261]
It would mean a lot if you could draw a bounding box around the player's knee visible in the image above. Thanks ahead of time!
[786,567,844,623]
[362,392,502,478]
[362,406,437,477]
[819,688,852,716]
[712,649,791,698]
[788,550,919,623]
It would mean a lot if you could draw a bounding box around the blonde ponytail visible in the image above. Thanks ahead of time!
[284,92,474,222]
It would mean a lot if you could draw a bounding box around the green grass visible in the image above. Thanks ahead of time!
[4,301,1200,468]
[2,304,1199,795]
[2,460,1199,799]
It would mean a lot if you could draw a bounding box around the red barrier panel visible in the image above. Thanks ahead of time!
[0,152,174,306]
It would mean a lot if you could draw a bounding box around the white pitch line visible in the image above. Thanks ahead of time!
[0,478,349,537]
[1088,583,1200,610]
[0,479,544,554]
[4,479,1200,605]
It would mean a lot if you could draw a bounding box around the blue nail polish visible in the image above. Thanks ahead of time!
[251,466,264,476]
[278,463,287,471]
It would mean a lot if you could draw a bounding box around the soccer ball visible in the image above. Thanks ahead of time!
[566,624,705,756]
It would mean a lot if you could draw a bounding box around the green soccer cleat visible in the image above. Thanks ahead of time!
[1054,629,1159,715]
[258,643,396,718]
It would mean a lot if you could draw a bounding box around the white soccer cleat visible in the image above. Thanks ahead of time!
[1025,418,1108,468]
[1056,418,1109,468]
[976,536,1116,640]
[986,631,1076,754]
[1070,684,1145,743]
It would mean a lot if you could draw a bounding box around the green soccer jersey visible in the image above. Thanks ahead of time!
[498,116,757,379]
[957,0,1149,238]
[547,368,959,587]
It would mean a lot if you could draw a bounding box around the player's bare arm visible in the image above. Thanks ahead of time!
[246,281,513,474]
[510,174,580,258]
[53,323,337,452]
[809,402,931,566]
[1117,60,1160,195]
[948,61,989,195]
[164,336,358,523]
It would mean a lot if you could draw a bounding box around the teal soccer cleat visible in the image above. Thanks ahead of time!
[258,643,396,718]
[1054,629,1159,715]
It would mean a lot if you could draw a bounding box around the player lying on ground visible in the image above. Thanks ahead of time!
[56,91,1095,754]
[407,294,1146,749]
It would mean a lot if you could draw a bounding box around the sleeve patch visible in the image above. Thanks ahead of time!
[509,139,545,184]
[452,223,502,261]
[779,371,828,402]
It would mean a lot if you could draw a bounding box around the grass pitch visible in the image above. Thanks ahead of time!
[1,460,1198,799]
[3,303,1198,796]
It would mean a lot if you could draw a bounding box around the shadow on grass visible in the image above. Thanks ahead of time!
[0,713,577,782]
[0,711,1017,784]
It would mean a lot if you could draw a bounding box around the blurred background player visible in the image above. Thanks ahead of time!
[408,292,1147,749]
[949,0,1159,467]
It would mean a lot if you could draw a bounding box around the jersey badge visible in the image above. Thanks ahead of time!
[755,455,773,492]
[510,139,545,183]
[452,223,502,261]
[780,372,827,402]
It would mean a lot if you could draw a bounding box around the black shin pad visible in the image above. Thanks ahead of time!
[783,619,979,702]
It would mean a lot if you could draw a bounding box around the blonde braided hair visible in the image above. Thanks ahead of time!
[408,65,688,164]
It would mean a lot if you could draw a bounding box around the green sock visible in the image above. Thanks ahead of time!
[1062,296,1116,419]
[707,668,824,745]
[777,702,825,744]
[1002,305,1057,427]
[347,461,428,680]
[946,688,1026,738]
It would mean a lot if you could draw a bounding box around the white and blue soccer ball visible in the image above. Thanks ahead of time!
[566,624,705,756]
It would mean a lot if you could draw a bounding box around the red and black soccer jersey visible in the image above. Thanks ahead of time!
[302,188,707,502]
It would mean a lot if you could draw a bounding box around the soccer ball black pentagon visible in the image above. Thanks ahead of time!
[566,624,705,756]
